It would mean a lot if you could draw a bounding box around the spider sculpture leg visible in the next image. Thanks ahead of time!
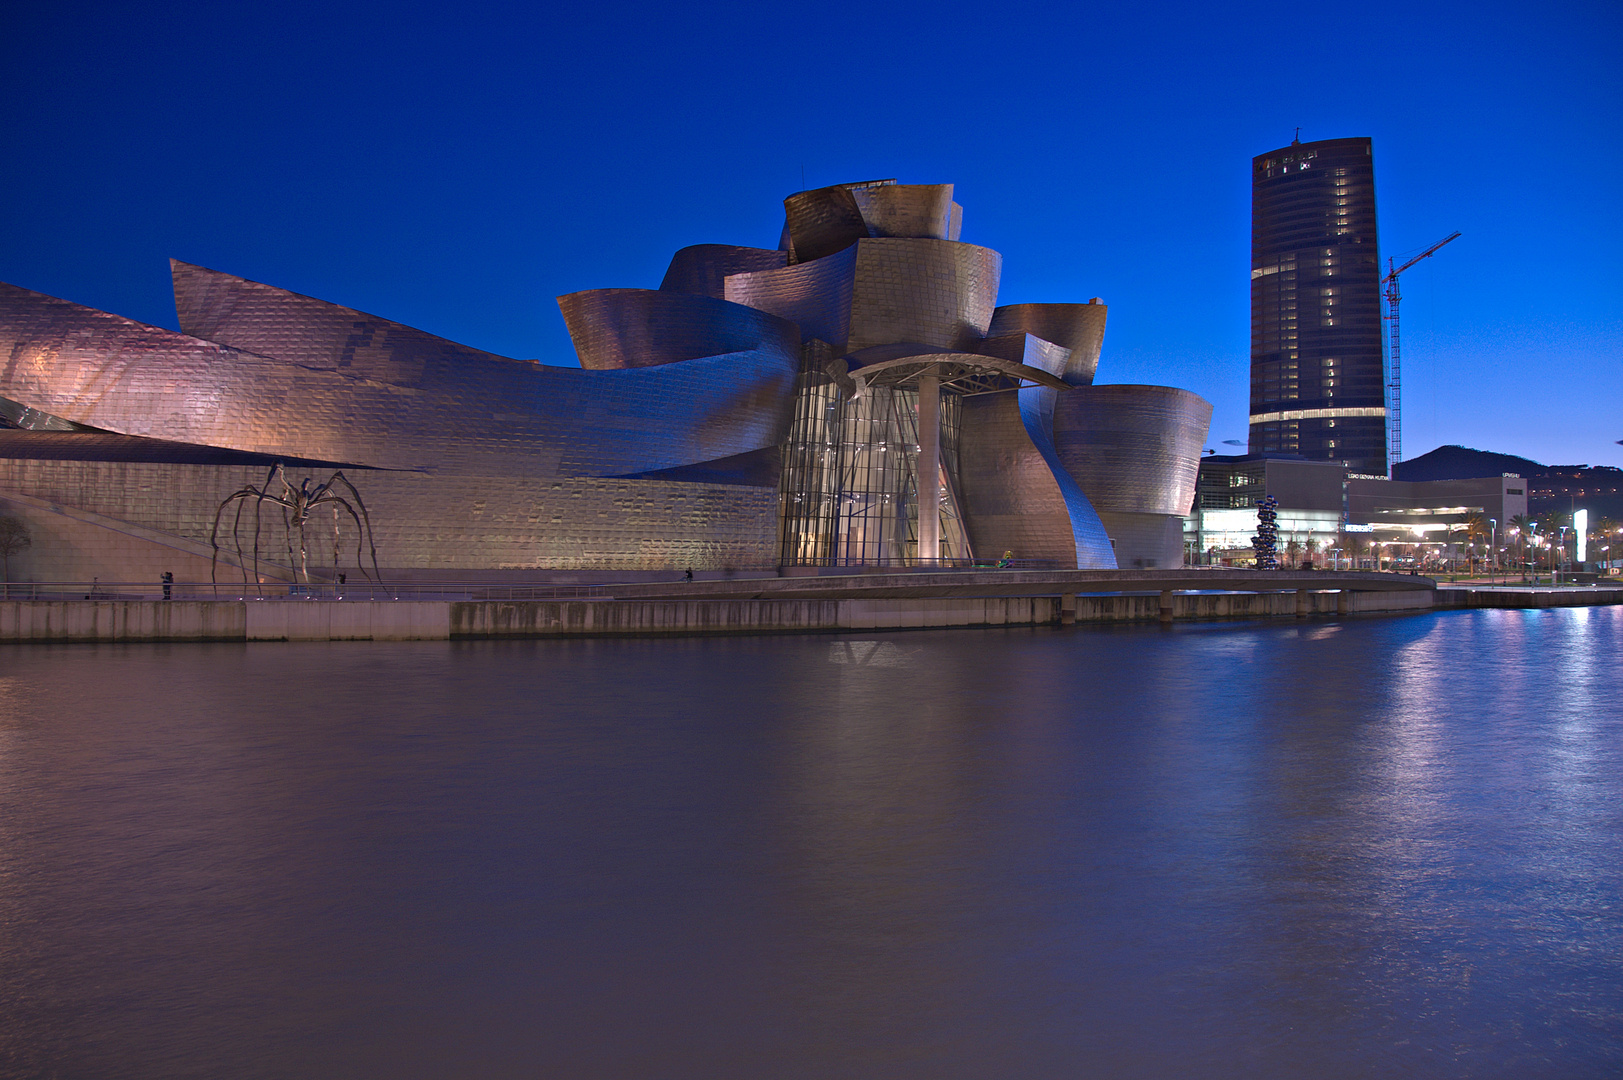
[323,472,383,582]
[211,485,269,586]
[229,493,253,586]
[310,492,374,584]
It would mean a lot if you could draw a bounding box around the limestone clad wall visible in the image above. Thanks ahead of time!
[0,459,781,576]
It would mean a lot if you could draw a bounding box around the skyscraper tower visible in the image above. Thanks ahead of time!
[1248,136,1386,474]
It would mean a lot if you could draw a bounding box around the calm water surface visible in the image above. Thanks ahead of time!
[1,608,1619,1078]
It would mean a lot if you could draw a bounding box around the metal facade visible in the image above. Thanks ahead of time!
[846,239,1002,353]
[752,181,1204,570]
[558,287,800,371]
[1249,137,1386,474]
[987,303,1108,386]
[956,390,1079,564]
[660,245,787,299]
[724,247,858,352]
[849,184,956,240]
[1051,385,1211,517]
[0,282,798,480]
[0,175,1212,577]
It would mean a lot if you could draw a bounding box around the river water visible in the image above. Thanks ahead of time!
[1,608,1619,1078]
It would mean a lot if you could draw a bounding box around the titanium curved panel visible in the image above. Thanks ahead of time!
[659,245,787,300]
[956,389,1078,565]
[559,288,799,371]
[973,333,1072,379]
[1095,511,1187,569]
[1020,385,1117,569]
[987,303,1108,386]
[1050,384,1212,516]
[0,282,799,479]
[783,186,869,263]
[723,245,857,352]
[847,239,1002,354]
[172,260,523,384]
[850,184,954,239]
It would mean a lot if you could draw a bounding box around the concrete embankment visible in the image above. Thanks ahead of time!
[1436,586,1623,609]
[0,600,448,642]
[3,578,1617,643]
[1,588,1447,643]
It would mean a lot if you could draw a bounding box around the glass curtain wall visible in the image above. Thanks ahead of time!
[779,363,972,567]
[777,347,845,566]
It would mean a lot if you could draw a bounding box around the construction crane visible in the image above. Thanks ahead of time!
[1383,231,1461,471]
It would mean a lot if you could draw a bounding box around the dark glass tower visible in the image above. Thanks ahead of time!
[1248,136,1386,474]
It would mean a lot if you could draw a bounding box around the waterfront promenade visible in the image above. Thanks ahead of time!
[1,569,1617,643]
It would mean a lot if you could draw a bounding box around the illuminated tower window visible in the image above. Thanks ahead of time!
[1248,136,1386,474]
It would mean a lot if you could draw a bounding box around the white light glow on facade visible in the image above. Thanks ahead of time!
[1576,509,1588,562]
[1248,406,1387,424]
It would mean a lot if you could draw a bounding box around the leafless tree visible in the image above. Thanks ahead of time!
[0,515,31,584]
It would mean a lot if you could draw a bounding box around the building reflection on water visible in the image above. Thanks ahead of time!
[0,611,1619,1076]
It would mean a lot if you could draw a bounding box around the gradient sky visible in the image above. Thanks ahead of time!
[3,1,1618,467]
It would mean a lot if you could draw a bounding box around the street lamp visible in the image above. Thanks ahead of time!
[1489,518,1497,581]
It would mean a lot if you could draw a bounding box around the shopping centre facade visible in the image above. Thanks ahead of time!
[0,180,1211,583]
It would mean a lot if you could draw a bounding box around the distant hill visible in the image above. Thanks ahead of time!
[1394,445,1543,481]
[1397,445,1623,523]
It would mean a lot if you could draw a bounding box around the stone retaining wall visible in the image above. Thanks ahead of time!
[1,589,1456,643]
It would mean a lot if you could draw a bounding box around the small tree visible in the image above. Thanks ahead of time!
[1509,514,1534,575]
[0,516,30,583]
[1595,518,1620,572]
[1343,531,1368,569]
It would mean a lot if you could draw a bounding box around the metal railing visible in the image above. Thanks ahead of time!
[1,563,1469,604]
[781,557,1068,571]
[0,581,626,602]
[0,563,1080,602]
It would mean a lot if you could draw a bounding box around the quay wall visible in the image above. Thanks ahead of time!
[2,587,1616,644]
[1,589,1445,643]
[1435,587,1623,610]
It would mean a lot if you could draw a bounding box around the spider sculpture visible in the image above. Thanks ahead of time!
[211,464,382,587]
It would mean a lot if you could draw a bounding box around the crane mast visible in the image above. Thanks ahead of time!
[1383,231,1460,473]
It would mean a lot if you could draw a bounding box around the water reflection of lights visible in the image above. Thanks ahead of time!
[1379,620,1450,809]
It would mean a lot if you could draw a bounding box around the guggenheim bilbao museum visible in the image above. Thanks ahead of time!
[0,180,1211,583]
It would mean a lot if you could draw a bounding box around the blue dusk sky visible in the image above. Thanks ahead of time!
[3,1,1618,467]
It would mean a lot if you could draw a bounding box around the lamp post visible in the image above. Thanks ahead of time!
[1489,518,1497,582]
[1558,526,1569,585]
